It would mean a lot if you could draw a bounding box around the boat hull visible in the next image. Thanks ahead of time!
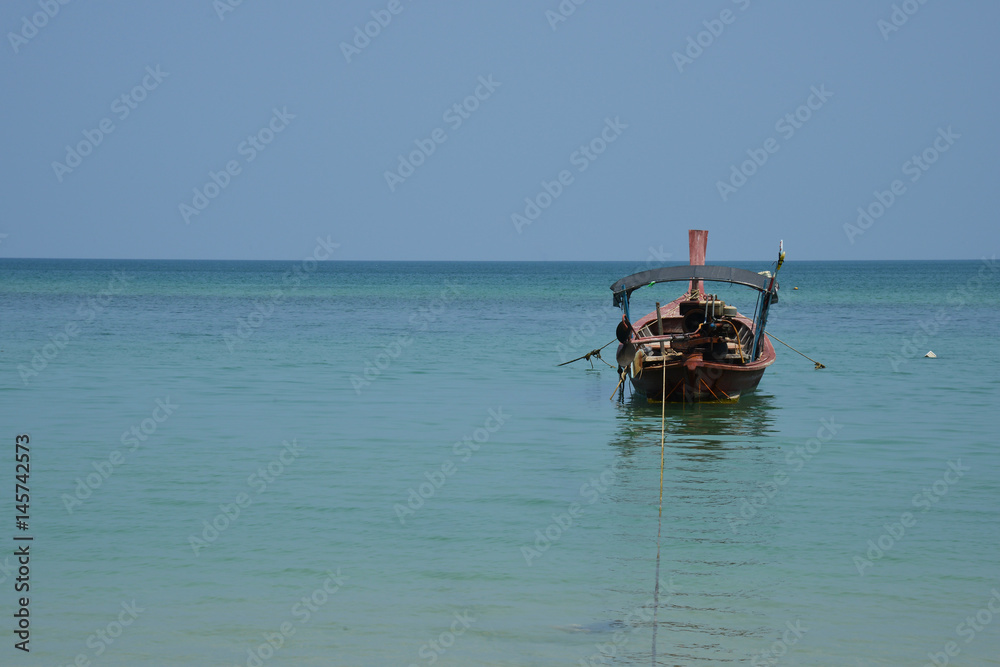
[621,337,775,403]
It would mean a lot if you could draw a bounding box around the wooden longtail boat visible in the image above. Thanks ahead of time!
[610,230,784,402]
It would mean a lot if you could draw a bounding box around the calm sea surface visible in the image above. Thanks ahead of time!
[0,259,998,666]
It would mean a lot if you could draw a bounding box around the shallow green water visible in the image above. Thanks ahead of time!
[0,258,998,665]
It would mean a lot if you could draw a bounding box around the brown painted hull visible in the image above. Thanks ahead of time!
[621,336,776,403]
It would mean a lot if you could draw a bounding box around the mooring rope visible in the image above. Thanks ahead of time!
[556,338,617,368]
[765,330,825,369]
[651,361,667,664]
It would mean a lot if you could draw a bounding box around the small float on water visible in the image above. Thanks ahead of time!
[610,229,784,402]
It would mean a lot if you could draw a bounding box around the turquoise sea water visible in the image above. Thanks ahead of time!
[1,258,998,666]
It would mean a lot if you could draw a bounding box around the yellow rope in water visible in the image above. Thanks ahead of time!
[652,360,667,664]
[659,367,666,512]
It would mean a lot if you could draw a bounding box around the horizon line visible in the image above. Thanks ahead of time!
[0,256,990,263]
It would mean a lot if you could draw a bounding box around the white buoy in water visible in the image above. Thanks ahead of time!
[925,351,937,358]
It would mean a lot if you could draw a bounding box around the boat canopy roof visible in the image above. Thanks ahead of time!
[611,265,777,306]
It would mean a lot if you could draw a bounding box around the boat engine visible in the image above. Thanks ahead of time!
[679,295,737,361]
[682,308,704,333]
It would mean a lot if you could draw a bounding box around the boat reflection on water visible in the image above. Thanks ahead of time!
[608,391,779,460]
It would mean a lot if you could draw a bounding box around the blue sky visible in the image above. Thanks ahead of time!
[1,0,997,261]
